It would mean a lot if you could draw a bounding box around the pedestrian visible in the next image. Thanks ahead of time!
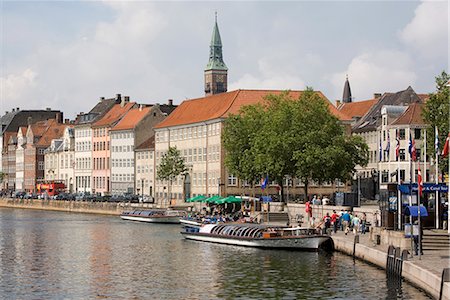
[443,209,448,230]
[331,210,339,233]
[360,212,367,234]
[352,214,360,235]
[323,213,331,234]
[342,211,351,235]
[305,200,312,220]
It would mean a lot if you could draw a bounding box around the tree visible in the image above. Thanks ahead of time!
[222,104,266,196]
[222,88,369,201]
[157,146,188,207]
[423,71,450,174]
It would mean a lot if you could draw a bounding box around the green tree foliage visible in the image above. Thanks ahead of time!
[423,71,450,173]
[157,146,188,205]
[222,88,368,200]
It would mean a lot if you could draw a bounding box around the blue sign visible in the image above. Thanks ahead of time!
[398,183,448,194]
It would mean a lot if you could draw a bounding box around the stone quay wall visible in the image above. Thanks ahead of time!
[332,235,450,300]
[0,198,156,215]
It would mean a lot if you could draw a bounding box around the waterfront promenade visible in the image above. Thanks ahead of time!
[332,230,450,300]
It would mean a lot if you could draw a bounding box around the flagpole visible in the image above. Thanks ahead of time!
[396,129,401,230]
[435,126,439,229]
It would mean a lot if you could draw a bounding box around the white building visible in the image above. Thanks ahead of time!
[15,127,27,191]
[135,137,155,198]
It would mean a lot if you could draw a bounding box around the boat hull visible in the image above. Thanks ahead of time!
[120,215,181,224]
[181,232,331,251]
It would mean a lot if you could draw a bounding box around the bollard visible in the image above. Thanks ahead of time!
[394,247,402,275]
[439,268,450,300]
[353,235,360,258]
[387,245,395,274]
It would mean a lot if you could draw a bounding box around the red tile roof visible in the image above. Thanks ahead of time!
[338,98,378,119]
[136,136,155,150]
[92,102,135,128]
[391,103,425,125]
[111,106,152,131]
[155,89,350,129]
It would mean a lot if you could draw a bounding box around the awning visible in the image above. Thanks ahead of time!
[204,195,223,203]
[405,205,428,217]
[215,196,242,204]
[260,196,272,203]
[186,195,206,203]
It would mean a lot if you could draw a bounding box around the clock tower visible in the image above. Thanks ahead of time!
[204,14,228,96]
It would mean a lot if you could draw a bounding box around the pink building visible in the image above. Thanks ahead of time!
[91,100,136,195]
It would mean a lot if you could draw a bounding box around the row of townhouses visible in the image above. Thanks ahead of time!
[1,18,444,220]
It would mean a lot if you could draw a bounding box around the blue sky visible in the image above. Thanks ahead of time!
[1,1,448,119]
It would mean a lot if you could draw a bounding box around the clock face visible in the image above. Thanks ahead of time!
[216,75,225,83]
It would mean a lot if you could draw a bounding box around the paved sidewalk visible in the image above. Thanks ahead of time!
[330,229,450,277]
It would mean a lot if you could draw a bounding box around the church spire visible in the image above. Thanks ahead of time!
[204,14,228,96]
[342,74,352,103]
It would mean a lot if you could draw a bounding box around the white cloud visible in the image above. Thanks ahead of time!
[1,2,170,118]
[400,0,448,59]
[229,57,306,91]
[330,50,417,101]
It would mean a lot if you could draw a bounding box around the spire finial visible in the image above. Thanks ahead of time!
[346,74,348,80]
[215,11,217,23]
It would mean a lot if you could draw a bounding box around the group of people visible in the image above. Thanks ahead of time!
[312,210,370,235]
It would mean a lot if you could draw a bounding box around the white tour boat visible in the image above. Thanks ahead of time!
[181,223,333,251]
[120,209,186,224]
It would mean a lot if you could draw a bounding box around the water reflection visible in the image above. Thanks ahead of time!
[0,208,431,299]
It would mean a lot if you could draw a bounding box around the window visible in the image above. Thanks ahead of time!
[399,149,406,161]
[382,171,389,183]
[228,174,237,186]
[399,129,406,140]
[414,128,421,140]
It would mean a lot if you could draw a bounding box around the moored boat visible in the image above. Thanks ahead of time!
[181,223,333,251]
[121,209,186,224]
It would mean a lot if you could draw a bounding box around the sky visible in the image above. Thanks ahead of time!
[1,0,448,120]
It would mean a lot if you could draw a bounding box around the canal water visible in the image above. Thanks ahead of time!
[0,208,430,299]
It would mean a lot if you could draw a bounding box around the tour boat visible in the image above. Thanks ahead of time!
[181,223,333,251]
[120,209,186,224]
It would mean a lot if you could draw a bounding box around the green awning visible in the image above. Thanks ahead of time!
[204,195,223,203]
[186,195,206,203]
[215,196,242,204]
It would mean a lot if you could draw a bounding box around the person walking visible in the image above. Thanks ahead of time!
[360,213,367,234]
[331,210,339,234]
[342,211,351,235]
[352,214,361,235]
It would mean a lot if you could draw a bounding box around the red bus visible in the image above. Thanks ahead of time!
[36,180,66,197]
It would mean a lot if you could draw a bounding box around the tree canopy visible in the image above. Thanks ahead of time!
[157,146,188,205]
[423,71,450,173]
[222,88,368,200]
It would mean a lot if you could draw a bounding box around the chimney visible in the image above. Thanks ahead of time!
[168,99,173,106]
[335,100,341,107]
[16,107,19,111]
[4,111,8,114]
[116,93,121,103]
[139,104,143,111]
[12,108,15,112]
[46,107,51,111]
[27,117,32,126]
[100,97,105,101]
[374,93,382,98]
[64,118,70,124]
[124,96,130,103]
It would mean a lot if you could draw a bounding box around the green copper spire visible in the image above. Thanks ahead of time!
[205,13,228,71]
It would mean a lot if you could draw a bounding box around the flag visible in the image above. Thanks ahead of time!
[395,130,400,160]
[442,133,450,157]
[435,126,440,156]
[379,137,382,161]
[260,176,268,190]
[385,131,390,161]
[409,133,417,161]
[385,131,390,152]
[418,165,423,197]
